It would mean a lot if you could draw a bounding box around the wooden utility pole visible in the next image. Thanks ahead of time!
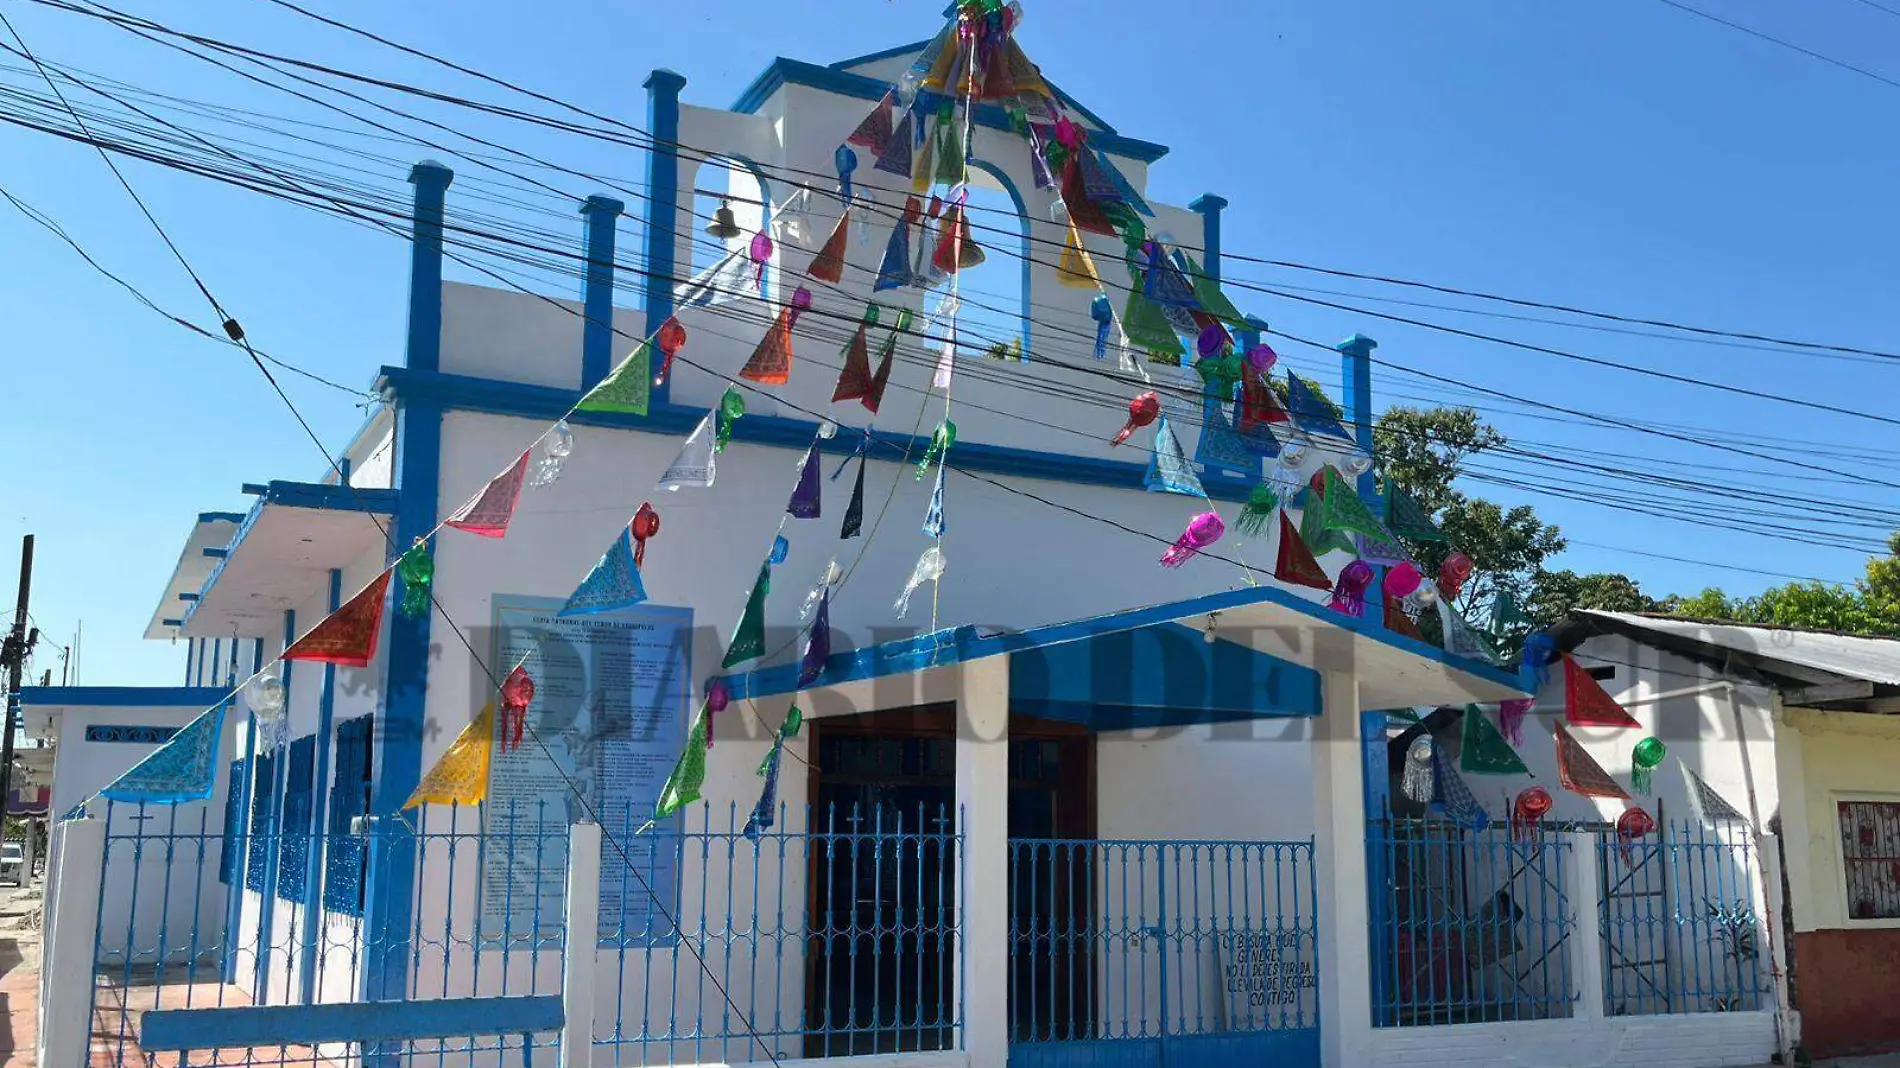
[0,535,35,817]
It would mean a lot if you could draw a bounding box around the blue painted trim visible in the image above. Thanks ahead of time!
[827,38,933,71]
[242,483,268,497]
[162,618,185,628]
[375,365,1266,502]
[730,58,1161,161]
[1010,700,1312,731]
[298,568,342,1005]
[1361,708,1395,1024]
[1008,622,1321,716]
[404,163,453,373]
[256,481,400,514]
[184,641,196,686]
[179,593,200,602]
[1188,194,1227,283]
[254,610,293,998]
[643,69,687,409]
[719,582,1526,701]
[964,157,1032,359]
[197,511,247,525]
[211,639,222,684]
[83,724,181,743]
[202,547,229,559]
[578,195,624,391]
[141,995,563,1051]
[1337,333,1382,635]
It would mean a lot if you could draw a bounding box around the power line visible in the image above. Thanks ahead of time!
[1656,0,1900,92]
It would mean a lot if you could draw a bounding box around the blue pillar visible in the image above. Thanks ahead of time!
[1338,333,1383,631]
[642,69,687,406]
[211,639,223,688]
[1188,193,1228,282]
[254,610,293,998]
[298,568,342,1004]
[579,194,625,391]
[363,162,452,1012]
[403,162,453,375]
[185,639,196,686]
[252,638,265,675]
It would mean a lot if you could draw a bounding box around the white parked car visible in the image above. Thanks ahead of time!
[0,842,23,886]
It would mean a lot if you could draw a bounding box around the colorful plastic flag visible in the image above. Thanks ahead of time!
[716,387,746,452]
[1328,560,1374,618]
[1615,806,1656,866]
[1141,243,1197,308]
[895,545,946,618]
[1112,392,1160,446]
[1498,697,1533,746]
[395,538,434,620]
[284,572,392,668]
[787,444,822,520]
[832,310,878,405]
[799,588,832,688]
[649,701,709,826]
[743,738,784,841]
[1433,744,1491,830]
[1055,222,1099,288]
[1235,483,1279,538]
[740,308,795,385]
[1385,594,1426,641]
[922,465,947,538]
[402,704,494,809]
[1285,374,1354,443]
[1402,735,1435,802]
[1274,511,1332,590]
[1630,737,1666,795]
[1182,254,1243,324]
[873,109,915,178]
[1460,706,1528,775]
[1683,764,1747,825]
[577,340,652,417]
[658,413,717,491]
[446,450,531,537]
[561,527,648,617]
[1298,486,1357,558]
[1438,601,1498,662]
[806,209,851,283]
[1092,149,1154,216]
[1555,723,1631,800]
[841,450,867,539]
[846,93,896,154]
[864,330,897,414]
[99,701,226,804]
[1075,141,1122,201]
[874,198,919,291]
[1144,417,1204,497]
[1313,467,1392,541]
[1196,404,1260,481]
[723,563,771,669]
[1121,287,1184,360]
[1563,655,1641,728]
[1385,485,1446,543]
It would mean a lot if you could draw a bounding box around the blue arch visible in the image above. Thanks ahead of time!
[964,156,1032,362]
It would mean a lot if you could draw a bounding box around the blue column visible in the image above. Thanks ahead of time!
[1338,333,1383,632]
[579,194,625,391]
[403,162,453,375]
[211,639,223,688]
[254,610,294,998]
[1188,193,1228,282]
[362,162,452,1012]
[252,638,265,675]
[298,568,342,1004]
[185,639,196,686]
[642,69,687,407]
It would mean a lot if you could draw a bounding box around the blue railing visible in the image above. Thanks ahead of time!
[594,801,965,1066]
[1005,837,1320,1068]
[1596,819,1767,1017]
[1367,814,1577,1026]
[80,798,570,1068]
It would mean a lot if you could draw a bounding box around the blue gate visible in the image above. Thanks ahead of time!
[1006,837,1320,1068]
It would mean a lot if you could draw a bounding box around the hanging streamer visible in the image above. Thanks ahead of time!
[1089,294,1113,360]
[395,538,434,620]
[1327,560,1374,618]
[896,545,947,618]
[716,387,747,452]
[1112,392,1161,446]
[1615,807,1656,866]
[1401,735,1435,803]
[499,666,533,753]
[631,503,660,567]
[1511,786,1553,841]
[530,421,574,488]
[1160,511,1225,568]
[1631,737,1666,795]
[1235,484,1279,538]
[1497,697,1533,746]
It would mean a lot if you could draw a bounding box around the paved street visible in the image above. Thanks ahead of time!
[0,883,41,1068]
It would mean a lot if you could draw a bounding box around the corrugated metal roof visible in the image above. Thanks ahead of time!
[1579,611,1900,686]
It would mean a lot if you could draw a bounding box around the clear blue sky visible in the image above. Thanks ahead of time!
[1,0,1895,686]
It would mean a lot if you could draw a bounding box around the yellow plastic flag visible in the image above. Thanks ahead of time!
[1055,222,1100,289]
[403,704,494,809]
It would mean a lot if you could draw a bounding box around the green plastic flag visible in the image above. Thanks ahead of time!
[722,563,771,668]
[1460,704,1528,775]
[1299,486,1357,557]
[1121,286,1185,359]
[1316,467,1392,541]
[1181,254,1245,325]
[576,341,652,416]
[649,701,709,825]
[1385,485,1446,543]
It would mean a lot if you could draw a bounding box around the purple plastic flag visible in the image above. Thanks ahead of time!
[798,589,832,688]
[787,444,822,519]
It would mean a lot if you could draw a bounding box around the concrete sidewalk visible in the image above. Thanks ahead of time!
[0,884,42,1068]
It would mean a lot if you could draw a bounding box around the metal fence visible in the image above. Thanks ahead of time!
[1006,837,1320,1068]
[1367,814,1577,1026]
[1596,819,1768,1017]
[593,801,964,1066]
[74,798,571,1068]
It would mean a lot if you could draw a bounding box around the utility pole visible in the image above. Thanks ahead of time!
[0,535,36,819]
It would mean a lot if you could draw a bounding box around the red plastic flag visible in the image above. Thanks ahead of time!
[284,572,392,668]
[1564,654,1641,729]
[807,209,851,284]
[1274,510,1332,591]
[1555,722,1631,800]
[445,450,530,538]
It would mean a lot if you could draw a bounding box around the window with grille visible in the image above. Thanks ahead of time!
[1838,800,1900,920]
[277,735,316,903]
[218,756,247,886]
[324,714,374,915]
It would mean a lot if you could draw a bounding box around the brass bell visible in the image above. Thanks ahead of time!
[705,198,742,239]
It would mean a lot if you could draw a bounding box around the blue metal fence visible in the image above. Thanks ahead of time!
[594,801,965,1066]
[1596,819,1767,1017]
[79,798,570,1068]
[1005,837,1320,1068]
[1367,814,1577,1026]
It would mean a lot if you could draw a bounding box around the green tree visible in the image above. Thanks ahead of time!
[1373,405,1662,652]
[1665,537,1900,637]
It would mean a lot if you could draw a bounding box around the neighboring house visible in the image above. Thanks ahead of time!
[1552,610,1900,1060]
